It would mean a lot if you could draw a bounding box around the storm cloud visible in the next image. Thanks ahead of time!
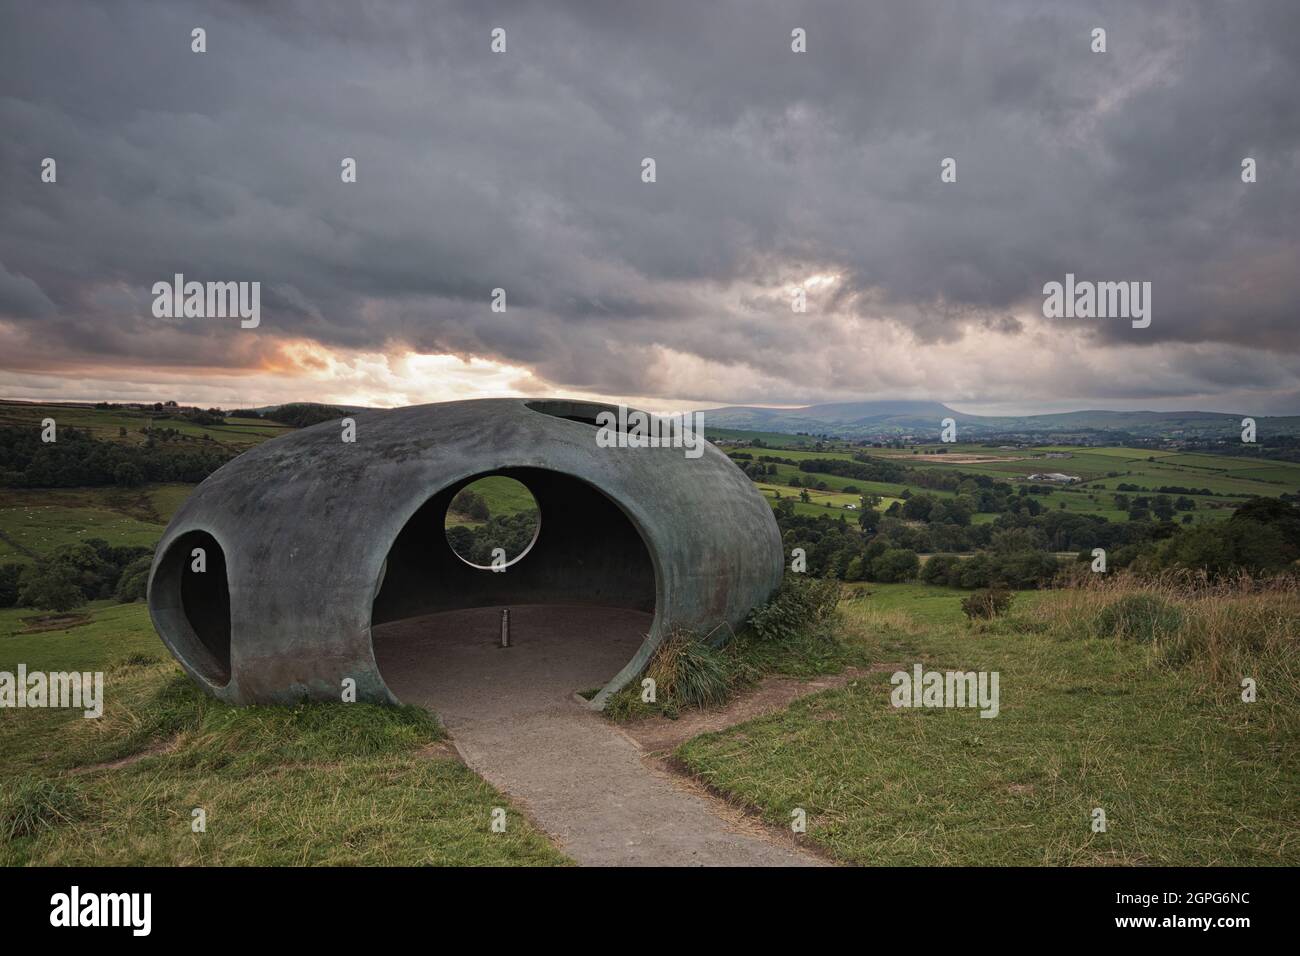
[1,0,1297,412]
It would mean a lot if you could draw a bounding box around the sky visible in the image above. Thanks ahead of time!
[1,0,1298,416]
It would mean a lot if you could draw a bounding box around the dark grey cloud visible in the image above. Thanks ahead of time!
[0,0,1297,410]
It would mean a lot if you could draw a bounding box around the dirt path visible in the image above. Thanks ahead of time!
[373,605,823,867]
[618,667,874,754]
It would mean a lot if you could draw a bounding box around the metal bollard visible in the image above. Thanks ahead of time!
[500,608,510,648]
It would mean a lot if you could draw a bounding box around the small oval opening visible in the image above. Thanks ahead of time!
[149,530,231,687]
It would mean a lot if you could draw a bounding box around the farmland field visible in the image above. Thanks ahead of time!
[722,438,1300,526]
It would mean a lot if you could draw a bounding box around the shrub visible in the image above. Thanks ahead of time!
[955,553,993,589]
[114,555,153,603]
[870,548,920,583]
[961,588,1014,620]
[990,550,1061,590]
[745,574,840,643]
[1094,594,1183,644]
[921,554,960,586]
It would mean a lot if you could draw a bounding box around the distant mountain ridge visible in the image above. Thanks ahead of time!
[698,400,1300,439]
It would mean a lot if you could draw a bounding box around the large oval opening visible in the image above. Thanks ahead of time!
[370,468,657,713]
[148,529,232,688]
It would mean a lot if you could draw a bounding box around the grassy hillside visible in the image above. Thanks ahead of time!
[0,601,567,865]
[678,579,1299,865]
[701,400,1300,440]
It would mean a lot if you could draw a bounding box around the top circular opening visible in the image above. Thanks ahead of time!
[444,476,541,570]
[525,399,625,429]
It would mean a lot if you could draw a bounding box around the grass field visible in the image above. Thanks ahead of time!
[0,485,190,563]
[0,601,567,865]
[677,580,1299,865]
[0,402,292,446]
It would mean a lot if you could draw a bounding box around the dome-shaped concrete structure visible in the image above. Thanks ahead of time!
[148,398,783,708]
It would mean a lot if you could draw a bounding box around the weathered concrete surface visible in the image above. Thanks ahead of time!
[374,606,822,867]
[149,398,783,707]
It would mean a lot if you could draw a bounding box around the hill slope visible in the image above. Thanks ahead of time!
[699,401,1300,439]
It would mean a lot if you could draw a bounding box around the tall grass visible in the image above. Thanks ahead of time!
[603,574,849,720]
[1027,571,1299,704]
[0,777,85,840]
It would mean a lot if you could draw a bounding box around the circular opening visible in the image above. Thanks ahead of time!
[148,529,231,687]
[444,476,541,570]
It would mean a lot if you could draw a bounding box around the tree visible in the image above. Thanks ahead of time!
[901,493,935,522]
[991,526,1046,553]
[871,548,920,583]
[1154,521,1292,576]
[857,503,881,534]
[44,543,114,600]
[17,562,85,611]
[449,489,490,522]
[114,555,153,602]
[0,562,22,607]
[113,461,145,487]
[1231,497,1300,555]
[920,554,960,586]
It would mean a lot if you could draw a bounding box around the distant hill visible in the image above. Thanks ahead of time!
[698,401,1300,440]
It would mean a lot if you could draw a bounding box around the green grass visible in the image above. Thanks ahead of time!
[456,476,539,519]
[0,601,567,866]
[676,581,1299,866]
[0,503,165,563]
[0,484,197,564]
